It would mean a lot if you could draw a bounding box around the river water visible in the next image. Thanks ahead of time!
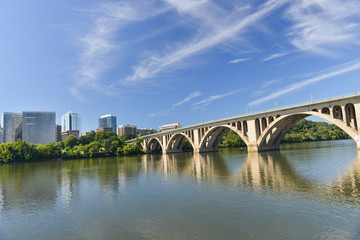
[0,140,359,240]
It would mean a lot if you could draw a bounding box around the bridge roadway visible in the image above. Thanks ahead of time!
[127,94,360,154]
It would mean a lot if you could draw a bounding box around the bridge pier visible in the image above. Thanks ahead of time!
[247,144,259,152]
[356,140,360,150]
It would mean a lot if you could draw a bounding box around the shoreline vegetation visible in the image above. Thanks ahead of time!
[0,132,143,163]
[0,119,351,163]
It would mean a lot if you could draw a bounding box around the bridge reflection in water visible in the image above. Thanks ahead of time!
[138,150,360,204]
[0,148,359,211]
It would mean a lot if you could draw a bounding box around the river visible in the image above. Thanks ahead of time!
[0,139,359,239]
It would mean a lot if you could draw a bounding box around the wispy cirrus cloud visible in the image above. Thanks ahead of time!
[248,60,360,106]
[72,1,168,97]
[260,78,283,89]
[229,58,251,64]
[148,91,201,117]
[193,89,243,109]
[172,91,201,108]
[125,0,288,83]
[262,52,292,61]
[252,78,283,96]
[285,0,360,55]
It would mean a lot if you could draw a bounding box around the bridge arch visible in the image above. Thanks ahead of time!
[257,108,360,151]
[345,103,357,130]
[166,133,195,154]
[146,138,163,153]
[198,125,250,153]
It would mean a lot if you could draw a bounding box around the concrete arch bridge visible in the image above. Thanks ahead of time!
[128,95,360,153]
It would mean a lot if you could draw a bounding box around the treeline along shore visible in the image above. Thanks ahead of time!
[0,119,352,163]
[0,132,143,163]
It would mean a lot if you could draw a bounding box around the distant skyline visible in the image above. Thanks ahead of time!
[1,0,360,132]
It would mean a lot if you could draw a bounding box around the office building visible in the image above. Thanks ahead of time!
[22,111,56,145]
[61,111,81,134]
[1,112,22,143]
[99,114,117,132]
[117,124,137,137]
[56,125,62,142]
[96,127,113,133]
[160,123,183,131]
[82,130,95,136]
[61,130,80,141]
[0,126,3,143]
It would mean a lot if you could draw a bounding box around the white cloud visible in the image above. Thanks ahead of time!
[285,0,360,55]
[262,52,291,61]
[148,91,201,117]
[125,0,288,83]
[260,78,283,89]
[73,1,168,96]
[229,58,250,64]
[248,60,360,106]
[172,91,201,108]
[193,89,243,109]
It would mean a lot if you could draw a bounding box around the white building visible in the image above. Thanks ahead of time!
[159,123,183,131]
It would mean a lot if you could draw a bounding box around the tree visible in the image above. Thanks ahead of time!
[120,133,136,142]
[65,135,78,148]
[78,133,95,145]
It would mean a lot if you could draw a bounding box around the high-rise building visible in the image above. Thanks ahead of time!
[1,112,22,143]
[61,111,81,134]
[117,124,137,137]
[0,125,3,143]
[22,111,56,145]
[56,125,62,142]
[99,114,117,132]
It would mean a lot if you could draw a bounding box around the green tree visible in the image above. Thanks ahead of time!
[120,133,136,142]
[65,135,78,148]
[78,133,95,145]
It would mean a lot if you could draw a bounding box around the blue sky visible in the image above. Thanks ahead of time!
[1,0,360,132]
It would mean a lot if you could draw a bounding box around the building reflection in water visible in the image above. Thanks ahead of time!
[60,168,73,210]
[0,181,3,211]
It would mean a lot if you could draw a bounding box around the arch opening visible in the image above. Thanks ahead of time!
[255,118,261,139]
[261,117,267,131]
[321,107,330,115]
[333,105,343,120]
[199,126,248,153]
[258,113,353,151]
[345,103,357,130]
[243,121,248,136]
[147,138,163,154]
[269,116,274,124]
[166,134,194,154]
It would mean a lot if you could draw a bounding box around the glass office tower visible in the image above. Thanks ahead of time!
[22,111,56,144]
[99,114,117,132]
[61,111,82,134]
[1,112,22,143]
